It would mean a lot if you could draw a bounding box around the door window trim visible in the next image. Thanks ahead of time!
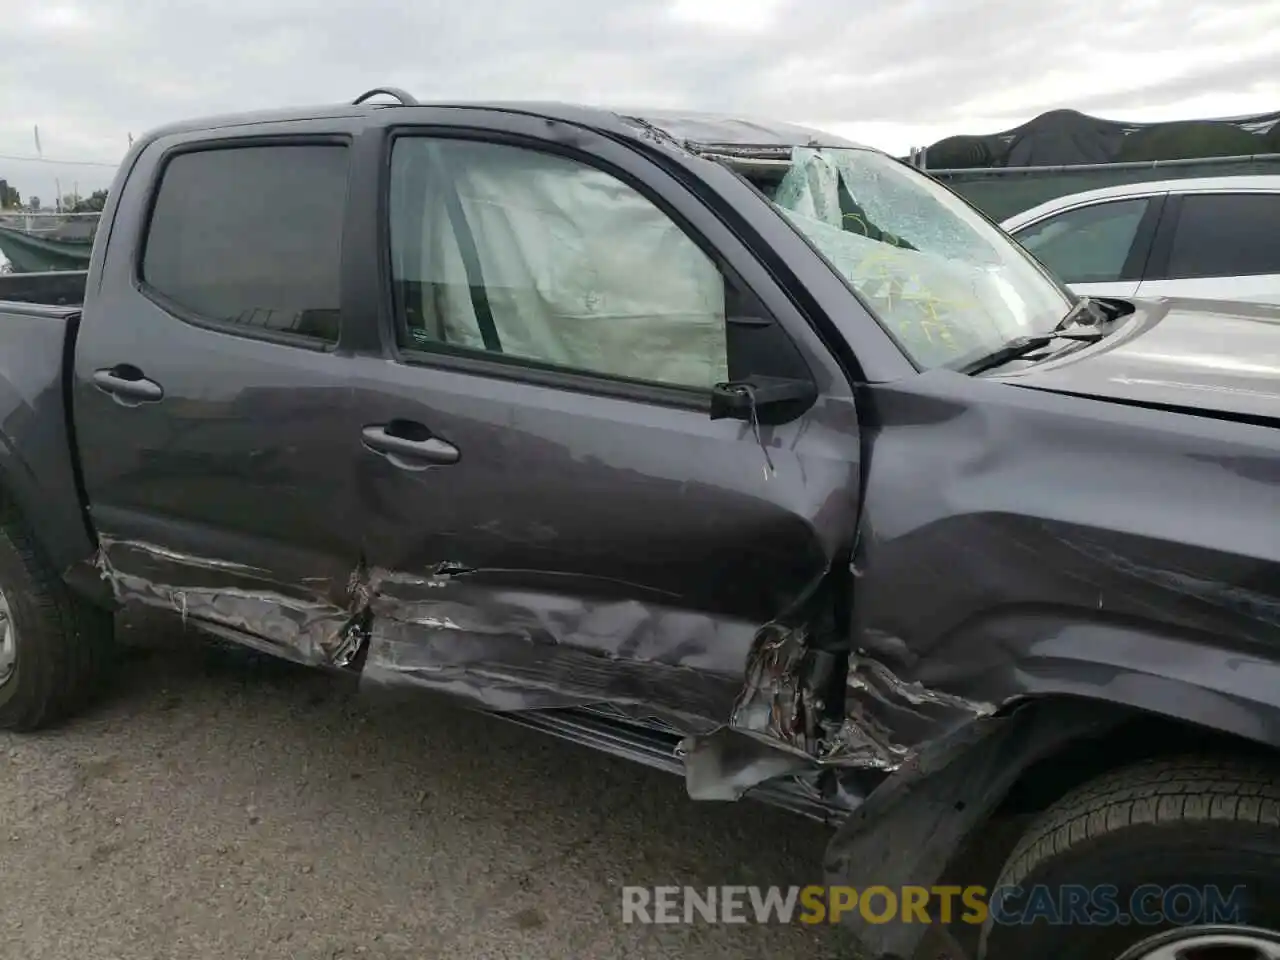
[133,133,354,354]
[1120,194,1167,281]
[375,126,815,410]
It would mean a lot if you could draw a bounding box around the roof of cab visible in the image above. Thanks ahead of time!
[140,98,866,152]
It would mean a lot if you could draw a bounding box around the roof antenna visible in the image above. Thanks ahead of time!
[352,87,419,106]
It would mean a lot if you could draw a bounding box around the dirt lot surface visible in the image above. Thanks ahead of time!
[0,613,860,959]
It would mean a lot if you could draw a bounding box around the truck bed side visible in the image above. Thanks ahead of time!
[0,270,88,307]
[0,301,99,581]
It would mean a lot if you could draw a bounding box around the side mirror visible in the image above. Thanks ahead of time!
[710,375,818,426]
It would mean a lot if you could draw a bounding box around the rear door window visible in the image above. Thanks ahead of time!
[1012,198,1151,284]
[1161,192,1280,280]
[141,144,349,343]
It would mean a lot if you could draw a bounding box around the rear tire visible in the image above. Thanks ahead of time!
[981,755,1280,960]
[0,508,114,731]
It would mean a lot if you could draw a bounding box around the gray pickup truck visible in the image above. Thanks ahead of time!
[0,88,1277,960]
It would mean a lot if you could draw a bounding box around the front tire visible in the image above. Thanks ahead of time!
[0,509,114,731]
[981,755,1280,960]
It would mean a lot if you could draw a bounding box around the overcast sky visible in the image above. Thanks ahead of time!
[2,0,1278,203]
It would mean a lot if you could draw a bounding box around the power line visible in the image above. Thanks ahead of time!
[0,152,119,168]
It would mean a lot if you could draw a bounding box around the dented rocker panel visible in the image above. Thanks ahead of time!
[95,536,367,666]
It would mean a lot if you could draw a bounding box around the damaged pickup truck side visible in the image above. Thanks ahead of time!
[1,89,1278,960]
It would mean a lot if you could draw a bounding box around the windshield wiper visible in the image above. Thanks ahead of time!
[1054,295,1109,331]
[954,297,1113,376]
[954,328,1106,376]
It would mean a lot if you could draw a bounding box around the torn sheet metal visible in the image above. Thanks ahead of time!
[727,621,822,755]
[680,724,815,801]
[95,536,367,668]
[826,652,997,767]
[681,726,871,820]
[679,644,994,809]
[698,607,994,783]
[96,531,994,804]
[359,566,750,729]
[95,536,752,737]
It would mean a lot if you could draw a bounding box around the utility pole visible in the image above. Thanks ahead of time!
[35,127,52,210]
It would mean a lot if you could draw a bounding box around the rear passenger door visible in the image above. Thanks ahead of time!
[342,114,862,725]
[1137,192,1280,305]
[1010,195,1165,298]
[72,127,372,662]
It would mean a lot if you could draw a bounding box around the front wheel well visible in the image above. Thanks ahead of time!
[929,706,1280,955]
[995,709,1279,819]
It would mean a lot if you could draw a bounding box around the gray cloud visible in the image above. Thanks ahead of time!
[1059,46,1280,118]
[2,0,1277,199]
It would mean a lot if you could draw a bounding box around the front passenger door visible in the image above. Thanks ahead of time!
[345,120,862,728]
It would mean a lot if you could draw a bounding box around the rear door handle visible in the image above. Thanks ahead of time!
[361,422,460,469]
[92,366,164,405]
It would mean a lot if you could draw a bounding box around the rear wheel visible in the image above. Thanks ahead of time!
[0,509,114,731]
[981,756,1280,960]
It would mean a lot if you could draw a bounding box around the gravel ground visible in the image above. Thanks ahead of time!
[0,613,861,960]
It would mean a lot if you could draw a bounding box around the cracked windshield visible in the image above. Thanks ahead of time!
[764,147,1072,369]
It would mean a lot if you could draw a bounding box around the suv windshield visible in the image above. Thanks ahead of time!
[738,146,1073,370]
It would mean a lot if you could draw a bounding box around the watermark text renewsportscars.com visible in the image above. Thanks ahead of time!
[621,884,1247,927]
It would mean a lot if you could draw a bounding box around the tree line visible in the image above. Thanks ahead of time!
[0,185,109,213]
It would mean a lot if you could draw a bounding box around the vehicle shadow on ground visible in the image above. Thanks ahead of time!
[1,610,862,959]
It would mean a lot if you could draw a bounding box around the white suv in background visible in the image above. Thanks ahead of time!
[1001,175,1280,305]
